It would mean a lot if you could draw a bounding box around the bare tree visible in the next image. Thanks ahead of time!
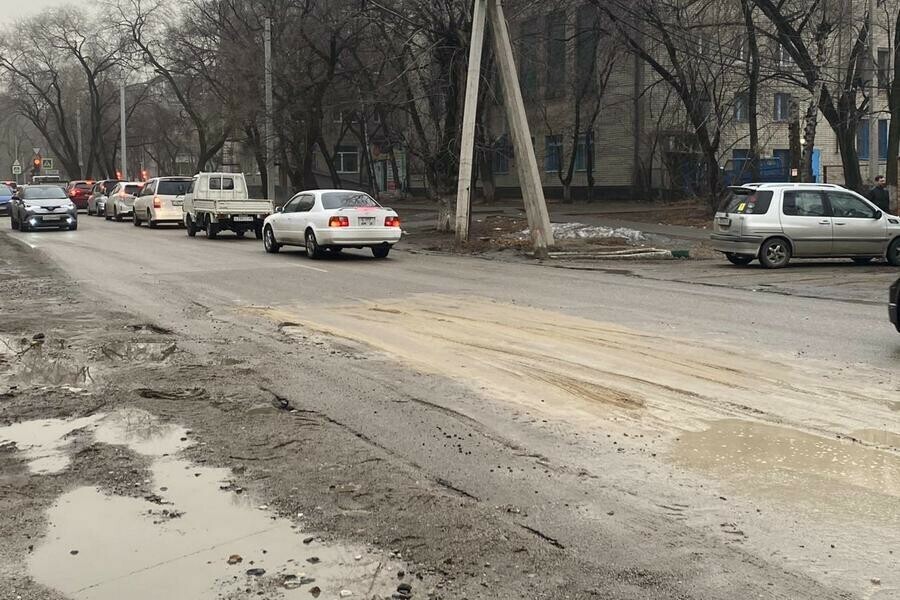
[113,0,231,172]
[752,0,871,191]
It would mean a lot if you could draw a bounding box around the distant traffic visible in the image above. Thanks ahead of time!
[7,172,402,260]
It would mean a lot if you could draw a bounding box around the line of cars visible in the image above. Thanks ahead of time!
[10,171,404,259]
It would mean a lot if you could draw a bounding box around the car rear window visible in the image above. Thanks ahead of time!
[719,190,773,215]
[125,185,143,195]
[23,187,68,200]
[157,180,191,196]
[209,177,236,191]
[103,181,119,194]
[75,183,92,191]
[322,192,379,210]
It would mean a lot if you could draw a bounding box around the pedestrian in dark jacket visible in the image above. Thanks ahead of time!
[868,175,891,213]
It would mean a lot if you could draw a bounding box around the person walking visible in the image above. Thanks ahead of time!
[868,175,891,213]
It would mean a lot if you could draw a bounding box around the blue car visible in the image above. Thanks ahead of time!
[0,183,13,215]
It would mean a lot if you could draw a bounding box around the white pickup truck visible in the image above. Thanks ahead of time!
[182,172,273,239]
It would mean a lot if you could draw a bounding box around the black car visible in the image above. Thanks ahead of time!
[9,185,78,232]
[891,278,900,332]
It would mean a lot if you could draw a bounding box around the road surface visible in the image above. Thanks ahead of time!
[1,215,898,600]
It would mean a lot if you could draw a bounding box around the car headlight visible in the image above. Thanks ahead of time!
[25,205,38,213]
[66,202,76,210]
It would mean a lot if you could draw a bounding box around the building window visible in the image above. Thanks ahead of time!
[879,119,889,161]
[519,18,540,98]
[575,132,592,172]
[734,93,749,122]
[335,146,359,173]
[545,11,566,98]
[735,37,749,64]
[575,6,599,93]
[878,49,891,89]
[776,45,793,68]
[774,93,791,122]
[857,120,870,160]
[545,135,562,172]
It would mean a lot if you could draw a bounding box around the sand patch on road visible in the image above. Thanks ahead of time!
[243,295,898,437]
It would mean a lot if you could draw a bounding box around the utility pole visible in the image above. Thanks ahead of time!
[487,0,553,255]
[76,107,84,179]
[455,0,488,243]
[120,81,128,180]
[264,17,277,202]
[867,0,878,185]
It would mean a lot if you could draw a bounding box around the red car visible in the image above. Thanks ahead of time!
[65,180,94,210]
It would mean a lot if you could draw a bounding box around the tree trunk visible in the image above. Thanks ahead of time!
[836,126,863,191]
[479,148,496,203]
[436,196,454,232]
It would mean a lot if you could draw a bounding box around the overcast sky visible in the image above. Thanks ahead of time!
[0,0,95,24]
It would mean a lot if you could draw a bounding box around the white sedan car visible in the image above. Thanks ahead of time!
[262,190,402,259]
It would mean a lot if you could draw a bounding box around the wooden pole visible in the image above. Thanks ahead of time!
[455,0,488,242]
[487,0,554,255]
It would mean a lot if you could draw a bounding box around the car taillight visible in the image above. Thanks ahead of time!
[153,197,162,208]
[329,216,350,227]
[385,216,401,227]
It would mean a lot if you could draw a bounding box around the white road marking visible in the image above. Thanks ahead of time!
[296,263,328,273]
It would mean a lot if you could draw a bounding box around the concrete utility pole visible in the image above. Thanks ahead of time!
[867,0,878,184]
[455,0,488,242]
[120,81,128,180]
[264,17,277,202]
[487,0,554,255]
[455,0,554,255]
[76,107,84,179]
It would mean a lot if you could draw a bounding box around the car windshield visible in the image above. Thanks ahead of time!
[23,187,68,200]
[322,192,379,210]
[719,189,773,215]
[157,180,191,196]
[0,185,12,195]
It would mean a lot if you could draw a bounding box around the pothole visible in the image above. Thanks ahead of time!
[98,341,178,363]
[1,335,95,388]
[1,410,410,600]
[671,419,900,521]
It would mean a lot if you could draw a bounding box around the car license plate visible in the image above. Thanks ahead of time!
[359,217,376,226]
[233,216,253,222]
[42,215,62,221]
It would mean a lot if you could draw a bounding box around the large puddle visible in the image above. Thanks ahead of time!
[672,419,900,522]
[0,410,406,600]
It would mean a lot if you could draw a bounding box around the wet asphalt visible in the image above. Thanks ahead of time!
[2,214,899,599]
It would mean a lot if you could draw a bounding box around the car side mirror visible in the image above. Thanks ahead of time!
[276,206,283,213]
[874,210,883,220]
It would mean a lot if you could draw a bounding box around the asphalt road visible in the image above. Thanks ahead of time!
[3,213,900,599]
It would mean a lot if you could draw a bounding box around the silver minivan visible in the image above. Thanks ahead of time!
[711,183,900,268]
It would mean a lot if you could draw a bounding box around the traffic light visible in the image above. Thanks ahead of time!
[32,157,41,170]
[141,169,149,181]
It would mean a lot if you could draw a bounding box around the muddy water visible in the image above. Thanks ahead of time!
[5,410,404,600]
[672,419,900,522]
[0,416,103,473]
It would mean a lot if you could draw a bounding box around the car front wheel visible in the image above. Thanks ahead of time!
[888,238,900,267]
[263,226,280,254]
[759,238,791,269]
[725,253,753,266]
